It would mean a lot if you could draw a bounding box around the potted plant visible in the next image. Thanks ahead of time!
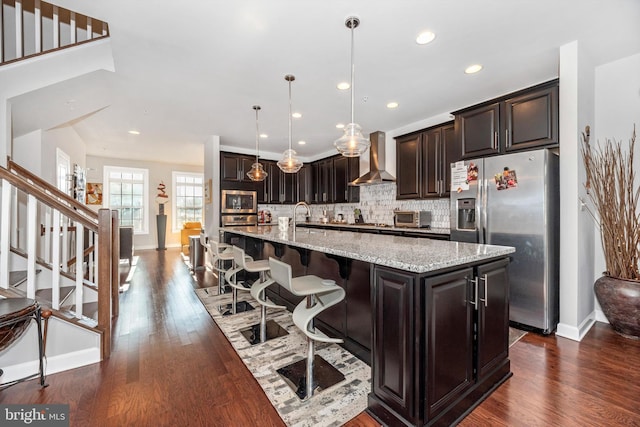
[582,125,640,339]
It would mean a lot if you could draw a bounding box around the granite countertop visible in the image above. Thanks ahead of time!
[223,225,514,274]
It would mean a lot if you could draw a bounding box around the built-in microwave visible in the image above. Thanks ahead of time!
[221,190,257,214]
[394,210,432,228]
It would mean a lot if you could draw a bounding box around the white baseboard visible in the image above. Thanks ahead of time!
[0,348,101,385]
[594,308,609,323]
[556,314,597,342]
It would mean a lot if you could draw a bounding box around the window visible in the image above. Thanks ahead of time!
[172,171,204,232]
[103,166,149,234]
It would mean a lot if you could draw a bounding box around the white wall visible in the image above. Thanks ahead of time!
[42,126,87,184]
[0,39,114,168]
[13,130,43,174]
[592,52,640,321]
[86,155,204,250]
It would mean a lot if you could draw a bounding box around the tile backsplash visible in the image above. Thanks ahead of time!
[259,183,450,228]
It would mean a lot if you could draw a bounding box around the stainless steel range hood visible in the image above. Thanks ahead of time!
[351,131,396,186]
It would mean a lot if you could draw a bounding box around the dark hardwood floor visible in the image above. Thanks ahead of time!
[2,248,639,426]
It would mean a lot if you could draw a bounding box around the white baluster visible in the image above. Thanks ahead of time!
[52,5,59,49]
[70,11,76,44]
[0,180,11,290]
[87,17,92,41]
[75,222,84,318]
[34,0,41,53]
[15,0,23,59]
[51,210,61,309]
[27,194,37,299]
[44,206,51,263]
[61,215,69,272]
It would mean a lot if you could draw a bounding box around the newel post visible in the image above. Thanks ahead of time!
[97,208,112,359]
[111,210,120,317]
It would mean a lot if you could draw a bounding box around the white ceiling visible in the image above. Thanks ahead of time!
[10,0,640,165]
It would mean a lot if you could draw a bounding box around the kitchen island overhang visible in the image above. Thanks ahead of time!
[222,225,515,426]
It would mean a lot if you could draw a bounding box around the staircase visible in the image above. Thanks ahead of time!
[0,158,119,381]
[1,0,109,67]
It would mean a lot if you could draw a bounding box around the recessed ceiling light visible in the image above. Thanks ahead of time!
[128,130,140,135]
[336,123,345,129]
[298,140,306,145]
[416,31,436,45]
[465,64,483,74]
[337,82,350,90]
[259,133,268,139]
[292,112,302,119]
[387,102,399,109]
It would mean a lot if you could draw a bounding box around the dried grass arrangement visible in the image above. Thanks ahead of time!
[581,125,640,280]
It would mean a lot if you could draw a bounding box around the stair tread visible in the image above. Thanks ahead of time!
[35,286,75,303]
[63,301,99,321]
[9,269,42,287]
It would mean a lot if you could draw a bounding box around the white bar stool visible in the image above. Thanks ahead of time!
[222,246,262,316]
[269,257,346,400]
[237,256,289,345]
[210,240,234,294]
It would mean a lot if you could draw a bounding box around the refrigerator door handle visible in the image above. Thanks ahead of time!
[482,178,489,244]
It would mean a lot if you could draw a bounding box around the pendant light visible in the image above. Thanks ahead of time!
[246,105,268,182]
[334,16,370,158]
[277,74,303,173]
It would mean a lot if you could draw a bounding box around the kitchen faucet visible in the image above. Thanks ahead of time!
[292,201,310,236]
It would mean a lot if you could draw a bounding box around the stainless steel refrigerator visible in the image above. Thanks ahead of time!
[450,149,559,333]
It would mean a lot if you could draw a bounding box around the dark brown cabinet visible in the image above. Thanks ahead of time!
[370,257,511,426]
[311,155,359,204]
[396,122,458,200]
[455,80,558,159]
[221,152,257,183]
[372,267,416,421]
[333,156,360,203]
[255,160,300,204]
[297,164,312,203]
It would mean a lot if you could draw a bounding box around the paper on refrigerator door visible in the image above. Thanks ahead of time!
[451,161,471,192]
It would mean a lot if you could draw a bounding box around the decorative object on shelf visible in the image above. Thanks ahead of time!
[277,74,303,173]
[581,124,640,339]
[247,105,268,181]
[334,16,370,158]
[155,180,169,250]
[85,182,103,205]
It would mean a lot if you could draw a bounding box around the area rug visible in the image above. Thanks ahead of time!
[195,284,528,426]
[195,286,371,427]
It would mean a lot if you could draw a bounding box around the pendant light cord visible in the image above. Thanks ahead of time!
[288,78,293,151]
[255,107,260,163]
[350,18,355,125]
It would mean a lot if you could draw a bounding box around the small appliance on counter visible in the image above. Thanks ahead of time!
[354,208,364,223]
[393,210,431,228]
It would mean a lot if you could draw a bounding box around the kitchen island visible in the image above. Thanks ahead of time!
[223,225,515,426]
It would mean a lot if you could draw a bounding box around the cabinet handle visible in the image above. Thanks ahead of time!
[468,276,479,310]
[493,131,498,150]
[505,129,510,148]
[479,274,488,307]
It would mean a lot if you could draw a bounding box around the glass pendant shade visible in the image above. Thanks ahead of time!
[247,105,268,182]
[334,123,370,157]
[246,162,267,181]
[335,16,370,158]
[278,75,303,173]
[277,148,303,173]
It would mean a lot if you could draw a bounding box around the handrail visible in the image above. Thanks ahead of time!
[8,158,98,222]
[0,165,98,231]
[66,245,95,268]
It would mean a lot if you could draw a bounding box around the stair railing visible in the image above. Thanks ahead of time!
[1,0,110,67]
[0,160,116,359]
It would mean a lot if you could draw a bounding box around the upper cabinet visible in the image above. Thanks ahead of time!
[454,80,558,159]
[221,152,256,183]
[396,122,458,200]
[311,155,359,204]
